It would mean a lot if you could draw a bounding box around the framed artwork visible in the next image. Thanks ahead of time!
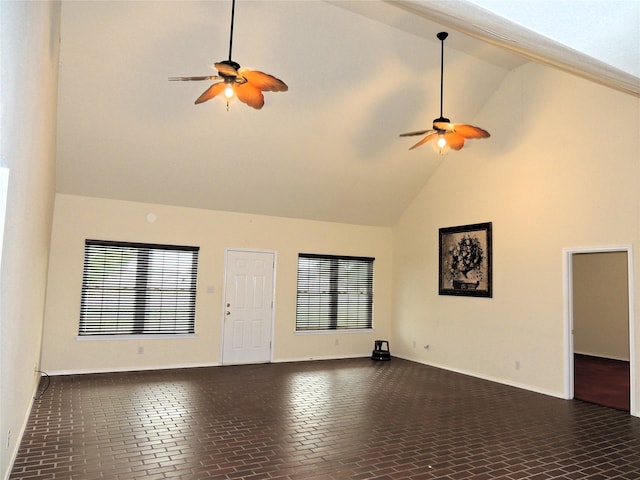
[439,222,492,297]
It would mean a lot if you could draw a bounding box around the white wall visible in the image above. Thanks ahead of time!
[392,62,640,410]
[0,1,60,477]
[41,194,393,373]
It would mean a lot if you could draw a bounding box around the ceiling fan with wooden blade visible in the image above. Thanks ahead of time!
[400,32,489,153]
[169,0,287,110]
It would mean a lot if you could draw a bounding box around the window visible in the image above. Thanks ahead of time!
[296,253,374,331]
[79,240,199,336]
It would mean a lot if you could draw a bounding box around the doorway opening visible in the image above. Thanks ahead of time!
[564,245,636,415]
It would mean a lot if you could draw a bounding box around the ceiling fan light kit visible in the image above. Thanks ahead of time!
[400,31,490,155]
[169,0,288,110]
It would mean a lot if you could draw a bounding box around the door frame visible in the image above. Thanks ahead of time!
[563,244,637,415]
[220,248,277,365]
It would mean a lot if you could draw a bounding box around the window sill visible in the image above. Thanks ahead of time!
[76,334,197,341]
[294,329,373,335]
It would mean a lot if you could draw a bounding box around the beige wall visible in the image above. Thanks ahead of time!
[0,1,59,476]
[392,62,640,410]
[41,194,393,373]
[42,64,640,416]
[4,6,640,478]
[573,251,629,360]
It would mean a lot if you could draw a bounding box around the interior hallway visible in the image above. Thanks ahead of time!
[10,358,640,479]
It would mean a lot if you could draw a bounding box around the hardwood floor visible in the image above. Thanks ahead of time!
[574,353,630,411]
[10,358,640,479]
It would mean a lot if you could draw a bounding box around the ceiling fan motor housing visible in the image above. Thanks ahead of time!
[433,116,450,131]
[217,60,241,78]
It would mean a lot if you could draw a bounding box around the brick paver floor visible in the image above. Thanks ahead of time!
[10,358,640,479]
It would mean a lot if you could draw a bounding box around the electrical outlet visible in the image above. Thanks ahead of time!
[138,346,144,354]
[412,341,416,349]
[515,361,520,370]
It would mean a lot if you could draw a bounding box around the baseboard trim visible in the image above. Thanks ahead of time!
[393,353,565,400]
[272,354,368,364]
[43,355,371,376]
[44,362,221,376]
[4,376,40,480]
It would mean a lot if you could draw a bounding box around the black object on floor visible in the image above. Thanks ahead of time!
[372,339,391,360]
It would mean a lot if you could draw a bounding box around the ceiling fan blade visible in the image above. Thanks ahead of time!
[399,129,432,137]
[452,124,490,139]
[408,131,438,150]
[239,68,288,92]
[446,132,465,150]
[235,82,265,109]
[194,82,227,104]
[169,75,219,81]
[433,120,490,139]
[214,62,239,78]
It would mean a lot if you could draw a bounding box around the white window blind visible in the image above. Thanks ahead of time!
[79,240,199,336]
[296,253,374,331]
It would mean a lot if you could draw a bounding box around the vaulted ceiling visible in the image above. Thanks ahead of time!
[55,0,639,227]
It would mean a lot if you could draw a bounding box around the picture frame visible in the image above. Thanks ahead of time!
[439,222,492,297]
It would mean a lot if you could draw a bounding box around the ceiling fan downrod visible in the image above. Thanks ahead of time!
[227,0,236,62]
[223,0,239,110]
[436,31,450,125]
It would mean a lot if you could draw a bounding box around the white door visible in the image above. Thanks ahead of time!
[222,250,275,365]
